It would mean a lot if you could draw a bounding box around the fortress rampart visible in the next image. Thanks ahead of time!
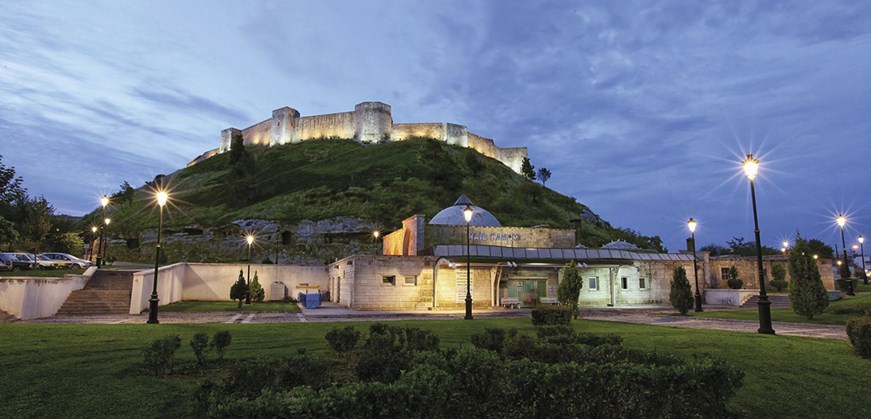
[188,101,527,173]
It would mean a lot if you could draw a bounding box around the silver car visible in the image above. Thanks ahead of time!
[39,253,93,268]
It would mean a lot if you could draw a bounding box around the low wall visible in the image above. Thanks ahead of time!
[0,267,95,319]
[705,289,758,306]
[130,263,329,314]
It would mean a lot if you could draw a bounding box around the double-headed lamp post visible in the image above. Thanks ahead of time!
[148,190,168,324]
[245,234,255,304]
[96,195,109,267]
[859,235,867,285]
[742,154,775,335]
[687,218,703,312]
[836,215,854,296]
[463,204,474,320]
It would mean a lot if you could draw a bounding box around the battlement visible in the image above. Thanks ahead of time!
[191,101,527,173]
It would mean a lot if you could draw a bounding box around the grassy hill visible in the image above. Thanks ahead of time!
[85,138,664,256]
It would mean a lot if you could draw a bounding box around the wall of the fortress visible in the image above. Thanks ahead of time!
[391,123,448,142]
[298,112,356,140]
[242,118,273,147]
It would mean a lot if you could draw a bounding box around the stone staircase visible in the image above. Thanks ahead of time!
[741,294,791,309]
[56,270,136,315]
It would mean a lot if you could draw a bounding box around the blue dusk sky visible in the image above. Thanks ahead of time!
[1,0,869,252]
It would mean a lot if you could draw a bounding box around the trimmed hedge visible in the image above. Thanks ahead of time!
[846,316,871,358]
[530,305,573,325]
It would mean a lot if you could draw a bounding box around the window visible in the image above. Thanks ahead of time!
[404,275,417,286]
[621,277,628,290]
[588,277,598,290]
[382,275,396,285]
[639,278,647,289]
[721,268,730,282]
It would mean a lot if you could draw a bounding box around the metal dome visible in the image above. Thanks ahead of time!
[429,195,502,227]
[602,240,639,250]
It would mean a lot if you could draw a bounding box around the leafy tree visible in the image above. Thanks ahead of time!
[699,244,728,256]
[465,152,485,177]
[250,270,265,303]
[45,232,84,254]
[788,238,829,319]
[537,167,551,186]
[24,195,54,253]
[805,238,835,259]
[0,216,18,250]
[521,157,536,181]
[111,181,136,206]
[229,270,248,308]
[557,261,583,319]
[726,236,779,256]
[670,266,693,315]
[0,154,25,210]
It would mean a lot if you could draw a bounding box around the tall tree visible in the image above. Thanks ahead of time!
[0,154,26,220]
[521,157,536,181]
[788,237,829,319]
[557,260,584,319]
[537,167,551,186]
[670,266,693,315]
[805,238,835,259]
[226,133,257,207]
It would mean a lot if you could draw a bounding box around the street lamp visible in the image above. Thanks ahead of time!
[373,230,380,255]
[147,190,168,324]
[90,226,98,262]
[860,235,867,285]
[245,234,255,304]
[687,218,703,312]
[836,214,854,296]
[463,204,474,320]
[742,154,775,334]
[97,195,109,267]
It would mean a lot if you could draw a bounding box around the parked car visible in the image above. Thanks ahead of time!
[29,253,64,270]
[0,253,14,272]
[0,253,37,271]
[39,252,93,268]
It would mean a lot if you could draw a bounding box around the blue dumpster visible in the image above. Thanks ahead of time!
[304,292,321,309]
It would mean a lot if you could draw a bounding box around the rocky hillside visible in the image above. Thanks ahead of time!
[83,138,664,264]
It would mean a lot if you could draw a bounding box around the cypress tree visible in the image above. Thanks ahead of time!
[670,266,694,315]
[557,260,584,319]
[788,238,829,319]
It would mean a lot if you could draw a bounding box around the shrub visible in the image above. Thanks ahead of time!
[846,316,871,359]
[190,332,211,366]
[250,271,265,303]
[770,263,788,291]
[325,326,361,353]
[531,305,573,325]
[211,331,232,360]
[789,238,829,319]
[557,260,583,318]
[726,266,743,289]
[142,335,181,377]
[470,328,509,353]
[670,266,693,315]
[229,270,248,308]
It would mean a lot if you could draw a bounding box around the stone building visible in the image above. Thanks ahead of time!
[188,101,528,174]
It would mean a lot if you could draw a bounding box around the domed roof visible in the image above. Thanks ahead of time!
[429,195,501,227]
[603,240,639,250]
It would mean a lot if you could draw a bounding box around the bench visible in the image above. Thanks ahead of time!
[539,297,559,305]
[501,297,520,309]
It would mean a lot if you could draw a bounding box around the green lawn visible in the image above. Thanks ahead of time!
[159,300,301,313]
[1,319,869,418]
[697,293,871,325]
[0,268,86,277]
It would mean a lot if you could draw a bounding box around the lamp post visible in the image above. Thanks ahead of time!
[742,154,775,334]
[373,230,380,255]
[860,235,867,285]
[96,196,109,267]
[245,234,254,304]
[836,215,854,296]
[687,218,703,312]
[782,241,789,254]
[463,204,474,320]
[147,190,168,324]
[90,226,98,262]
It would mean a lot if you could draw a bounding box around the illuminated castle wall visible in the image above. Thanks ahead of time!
[188,101,528,174]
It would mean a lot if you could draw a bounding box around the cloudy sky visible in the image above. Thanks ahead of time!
[1,0,869,252]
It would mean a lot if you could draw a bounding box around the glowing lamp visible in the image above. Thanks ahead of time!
[104,218,111,226]
[100,195,110,208]
[246,234,255,245]
[91,226,97,233]
[836,214,846,228]
[742,154,759,180]
[156,191,168,207]
[463,205,473,223]
[687,218,697,233]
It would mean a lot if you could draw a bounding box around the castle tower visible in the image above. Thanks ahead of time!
[354,101,392,143]
[270,107,301,146]
[219,128,242,152]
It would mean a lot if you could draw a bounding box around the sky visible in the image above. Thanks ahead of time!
[1,0,869,253]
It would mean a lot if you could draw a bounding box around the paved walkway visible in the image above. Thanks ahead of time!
[11,304,848,340]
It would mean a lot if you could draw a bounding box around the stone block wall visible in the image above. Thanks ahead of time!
[297,112,356,140]
[425,225,575,250]
[707,256,835,291]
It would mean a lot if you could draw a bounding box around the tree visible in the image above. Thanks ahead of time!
[770,263,788,292]
[788,238,829,319]
[557,261,583,319]
[670,266,693,315]
[465,153,485,177]
[521,157,536,181]
[226,133,257,207]
[726,236,779,256]
[250,270,265,303]
[0,154,25,209]
[699,244,728,256]
[111,181,136,206]
[229,270,248,308]
[726,266,743,289]
[805,238,835,259]
[537,167,551,186]
[24,196,54,253]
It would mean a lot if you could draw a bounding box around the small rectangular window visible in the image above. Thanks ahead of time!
[639,278,647,289]
[588,277,598,290]
[382,275,396,285]
[404,275,417,285]
[621,277,628,289]
[721,268,730,281]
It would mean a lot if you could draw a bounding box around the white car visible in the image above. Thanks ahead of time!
[28,254,64,269]
[39,253,93,268]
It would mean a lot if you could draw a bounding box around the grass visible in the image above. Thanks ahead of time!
[696,293,871,325]
[158,300,301,313]
[0,268,86,277]
[1,318,870,418]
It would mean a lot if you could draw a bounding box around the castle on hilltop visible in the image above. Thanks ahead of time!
[188,101,527,173]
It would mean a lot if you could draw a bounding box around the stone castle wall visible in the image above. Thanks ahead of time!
[192,101,527,174]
